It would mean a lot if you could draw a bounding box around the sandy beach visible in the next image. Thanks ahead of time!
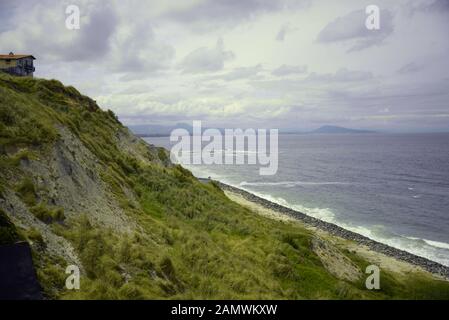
[219,182,449,281]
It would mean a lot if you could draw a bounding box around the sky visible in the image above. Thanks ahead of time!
[1,0,449,132]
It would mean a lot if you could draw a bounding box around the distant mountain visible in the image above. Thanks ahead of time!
[311,125,376,134]
[129,123,376,136]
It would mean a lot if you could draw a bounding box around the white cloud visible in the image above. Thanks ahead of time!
[272,64,307,76]
[306,68,373,82]
[317,9,394,52]
[180,38,235,73]
[211,64,263,81]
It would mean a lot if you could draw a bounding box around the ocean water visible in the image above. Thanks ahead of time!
[145,133,449,266]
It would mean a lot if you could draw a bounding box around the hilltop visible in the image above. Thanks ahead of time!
[0,73,448,299]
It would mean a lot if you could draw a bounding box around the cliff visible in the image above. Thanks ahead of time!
[0,73,448,299]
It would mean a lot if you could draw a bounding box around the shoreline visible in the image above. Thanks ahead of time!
[207,179,449,279]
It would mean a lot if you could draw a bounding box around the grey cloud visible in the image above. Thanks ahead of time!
[0,0,175,77]
[214,64,263,81]
[111,23,175,77]
[0,1,118,62]
[272,64,307,76]
[64,4,118,62]
[426,0,449,11]
[317,9,394,52]
[275,23,299,41]
[180,38,235,73]
[164,0,309,29]
[398,62,423,74]
[410,0,449,14]
[0,2,20,32]
[307,68,373,82]
[274,79,449,132]
[276,25,288,41]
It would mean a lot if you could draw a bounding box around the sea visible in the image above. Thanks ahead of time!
[145,133,449,266]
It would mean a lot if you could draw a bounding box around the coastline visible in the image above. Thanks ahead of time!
[209,179,449,279]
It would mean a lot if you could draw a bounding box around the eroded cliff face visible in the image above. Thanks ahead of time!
[0,125,149,268]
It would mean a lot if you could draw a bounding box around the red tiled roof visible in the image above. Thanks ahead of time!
[0,54,35,60]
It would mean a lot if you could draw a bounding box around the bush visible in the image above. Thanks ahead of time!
[118,283,145,300]
[30,204,65,224]
[157,148,169,163]
[16,177,37,206]
[26,227,45,247]
[107,109,118,122]
[160,257,177,281]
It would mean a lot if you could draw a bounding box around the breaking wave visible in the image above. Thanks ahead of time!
[239,181,351,187]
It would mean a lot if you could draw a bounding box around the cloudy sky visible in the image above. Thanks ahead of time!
[1,0,449,132]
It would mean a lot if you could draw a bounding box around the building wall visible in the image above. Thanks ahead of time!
[0,58,34,77]
[0,59,18,68]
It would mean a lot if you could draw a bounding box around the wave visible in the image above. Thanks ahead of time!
[239,181,351,187]
[171,150,269,155]
[239,188,337,223]
[406,237,449,250]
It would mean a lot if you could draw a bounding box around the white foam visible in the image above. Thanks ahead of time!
[407,237,449,250]
[424,239,449,250]
[239,181,350,187]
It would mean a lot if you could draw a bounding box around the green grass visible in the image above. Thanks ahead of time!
[30,204,65,224]
[1,72,448,300]
[16,177,37,206]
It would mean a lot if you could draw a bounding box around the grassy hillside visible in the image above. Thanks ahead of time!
[0,72,448,299]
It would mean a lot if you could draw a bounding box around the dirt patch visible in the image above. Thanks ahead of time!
[225,191,295,223]
[311,236,362,282]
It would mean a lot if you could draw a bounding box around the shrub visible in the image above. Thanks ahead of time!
[26,227,45,247]
[16,177,37,206]
[107,109,118,122]
[157,148,169,163]
[173,165,193,183]
[160,257,176,280]
[30,204,65,224]
[0,105,16,125]
[118,283,145,300]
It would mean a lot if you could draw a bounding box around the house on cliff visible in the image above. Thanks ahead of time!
[0,52,35,77]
